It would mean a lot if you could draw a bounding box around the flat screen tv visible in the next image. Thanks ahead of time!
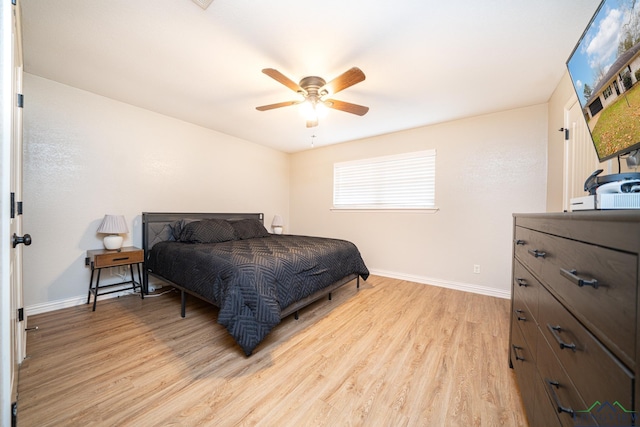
[566,0,640,163]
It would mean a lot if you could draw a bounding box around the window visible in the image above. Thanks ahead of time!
[333,149,436,211]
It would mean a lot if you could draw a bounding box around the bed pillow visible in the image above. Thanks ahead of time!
[229,219,271,239]
[149,223,176,249]
[178,218,237,243]
[171,218,199,240]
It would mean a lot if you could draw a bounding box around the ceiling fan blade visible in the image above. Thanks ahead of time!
[262,68,305,94]
[321,67,365,95]
[256,100,301,111]
[306,119,318,128]
[324,99,369,116]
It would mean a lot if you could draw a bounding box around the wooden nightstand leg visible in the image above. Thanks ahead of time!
[87,268,95,304]
[92,268,102,311]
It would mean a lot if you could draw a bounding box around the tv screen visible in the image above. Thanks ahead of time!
[566,0,640,162]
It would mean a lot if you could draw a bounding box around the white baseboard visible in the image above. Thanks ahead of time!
[368,269,511,299]
[26,295,88,316]
[26,277,166,316]
[26,271,509,316]
[25,289,139,316]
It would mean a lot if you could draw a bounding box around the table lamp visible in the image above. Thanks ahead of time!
[97,214,129,250]
[271,215,284,234]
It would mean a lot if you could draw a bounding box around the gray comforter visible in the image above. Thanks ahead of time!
[146,234,369,355]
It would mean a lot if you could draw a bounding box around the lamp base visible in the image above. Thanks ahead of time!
[103,235,123,250]
[272,226,283,235]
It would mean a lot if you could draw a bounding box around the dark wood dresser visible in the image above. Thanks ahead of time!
[509,212,640,427]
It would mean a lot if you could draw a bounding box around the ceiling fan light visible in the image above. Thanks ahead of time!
[315,102,328,119]
[299,101,317,121]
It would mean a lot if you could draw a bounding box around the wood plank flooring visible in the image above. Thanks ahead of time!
[17,276,528,426]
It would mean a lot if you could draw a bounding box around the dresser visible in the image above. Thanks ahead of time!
[509,212,640,427]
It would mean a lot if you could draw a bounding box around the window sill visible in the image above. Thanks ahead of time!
[330,207,439,213]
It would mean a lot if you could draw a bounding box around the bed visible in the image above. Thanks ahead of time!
[142,212,369,355]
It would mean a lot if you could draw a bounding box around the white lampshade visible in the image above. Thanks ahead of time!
[97,215,129,250]
[271,215,284,234]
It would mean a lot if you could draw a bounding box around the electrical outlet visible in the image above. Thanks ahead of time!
[473,264,481,274]
[111,266,128,278]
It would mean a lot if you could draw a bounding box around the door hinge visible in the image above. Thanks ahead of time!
[11,401,17,427]
[17,307,24,322]
[17,201,23,215]
[17,93,23,108]
[12,0,17,6]
[10,192,15,219]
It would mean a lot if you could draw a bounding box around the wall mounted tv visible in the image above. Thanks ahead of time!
[566,0,640,163]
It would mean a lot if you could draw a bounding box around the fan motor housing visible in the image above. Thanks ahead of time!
[299,76,327,96]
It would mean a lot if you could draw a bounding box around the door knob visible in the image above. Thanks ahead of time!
[12,233,32,248]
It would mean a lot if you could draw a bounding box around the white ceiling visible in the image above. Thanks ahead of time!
[20,0,601,153]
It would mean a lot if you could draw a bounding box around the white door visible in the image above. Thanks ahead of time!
[563,98,601,210]
[2,1,26,424]
[10,0,26,384]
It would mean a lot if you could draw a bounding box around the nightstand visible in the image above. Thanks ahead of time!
[86,246,144,311]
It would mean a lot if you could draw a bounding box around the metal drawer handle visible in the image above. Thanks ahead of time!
[512,344,525,361]
[514,239,526,245]
[515,278,528,287]
[527,248,546,258]
[515,309,527,321]
[545,378,575,416]
[560,268,599,289]
[547,324,577,351]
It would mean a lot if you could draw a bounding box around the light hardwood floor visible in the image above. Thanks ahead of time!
[17,275,527,426]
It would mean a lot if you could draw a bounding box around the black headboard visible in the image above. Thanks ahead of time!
[142,212,264,253]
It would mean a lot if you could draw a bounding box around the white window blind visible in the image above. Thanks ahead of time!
[333,149,436,210]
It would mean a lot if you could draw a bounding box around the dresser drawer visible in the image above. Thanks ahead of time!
[513,259,540,322]
[511,266,540,358]
[515,224,636,360]
[538,285,633,413]
[538,233,636,361]
[514,226,547,279]
[532,371,562,427]
[510,319,536,422]
[512,311,537,365]
[536,335,589,427]
[93,249,144,268]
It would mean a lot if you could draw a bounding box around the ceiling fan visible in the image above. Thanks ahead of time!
[256,67,369,128]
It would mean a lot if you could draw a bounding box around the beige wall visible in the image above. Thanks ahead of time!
[290,105,548,297]
[22,74,552,309]
[22,74,290,311]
